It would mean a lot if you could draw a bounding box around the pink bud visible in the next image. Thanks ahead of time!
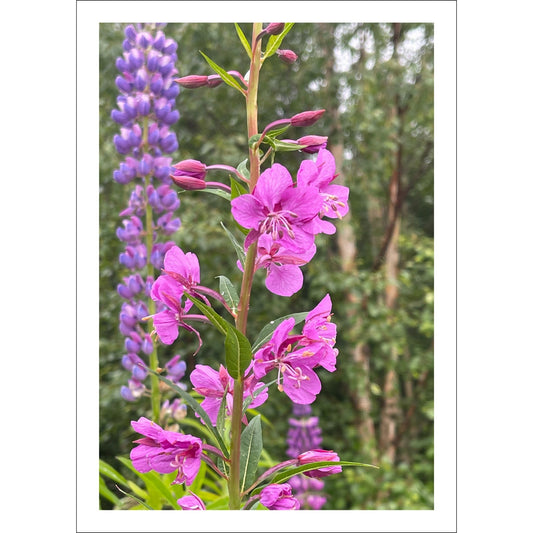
[265,23,285,35]
[296,135,328,153]
[170,160,207,189]
[276,49,298,64]
[290,109,326,127]
[207,74,223,88]
[175,75,209,88]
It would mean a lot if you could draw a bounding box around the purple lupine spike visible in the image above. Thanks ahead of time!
[112,24,183,402]
[285,403,328,509]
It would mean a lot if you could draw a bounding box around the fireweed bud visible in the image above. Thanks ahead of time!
[290,109,326,127]
[265,23,285,35]
[276,49,298,64]
[296,135,328,153]
[175,75,209,88]
[170,159,207,189]
[207,74,223,88]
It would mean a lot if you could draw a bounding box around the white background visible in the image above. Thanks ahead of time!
[3,0,532,532]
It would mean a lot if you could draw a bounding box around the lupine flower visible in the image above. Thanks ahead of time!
[112,24,182,401]
[177,492,206,510]
[130,417,203,485]
[297,449,342,478]
[231,163,322,253]
[190,364,268,425]
[259,484,300,510]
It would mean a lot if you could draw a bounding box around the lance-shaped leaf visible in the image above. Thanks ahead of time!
[234,23,252,59]
[224,325,253,379]
[144,366,229,458]
[251,312,308,352]
[217,275,240,314]
[199,51,246,95]
[263,23,295,60]
[240,415,263,492]
[221,221,247,263]
[250,460,379,496]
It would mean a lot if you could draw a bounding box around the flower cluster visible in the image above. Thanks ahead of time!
[231,148,349,296]
[253,294,338,404]
[112,24,184,402]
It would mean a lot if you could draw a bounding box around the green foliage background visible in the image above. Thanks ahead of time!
[100,22,434,510]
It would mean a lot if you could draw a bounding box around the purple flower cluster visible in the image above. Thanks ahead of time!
[286,404,327,509]
[231,148,349,296]
[112,24,183,402]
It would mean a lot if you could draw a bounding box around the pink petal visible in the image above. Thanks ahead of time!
[265,263,303,297]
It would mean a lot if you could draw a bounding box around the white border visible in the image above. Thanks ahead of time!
[77,2,456,532]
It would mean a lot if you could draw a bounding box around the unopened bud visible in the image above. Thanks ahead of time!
[276,49,298,64]
[207,74,223,88]
[171,159,207,179]
[265,23,285,35]
[296,135,328,153]
[290,109,326,127]
[175,75,209,88]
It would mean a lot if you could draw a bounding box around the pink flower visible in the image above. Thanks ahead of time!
[297,449,342,478]
[253,318,322,404]
[231,163,322,253]
[255,233,316,297]
[190,364,268,425]
[297,148,349,234]
[177,492,206,510]
[175,75,209,88]
[276,49,298,64]
[260,483,300,510]
[162,245,201,292]
[130,417,203,485]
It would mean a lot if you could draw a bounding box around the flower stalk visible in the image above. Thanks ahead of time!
[228,21,264,511]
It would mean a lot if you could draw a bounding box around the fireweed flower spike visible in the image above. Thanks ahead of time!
[130,417,203,485]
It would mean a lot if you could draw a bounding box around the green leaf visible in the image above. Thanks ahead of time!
[230,176,249,199]
[186,293,252,379]
[265,137,307,153]
[270,460,378,486]
[217,275,240,314]
[220,221,247,264]
[99,459,129,487]
[99,475,122,506]
[234,23,252,58]
[179,187,231,202]
[239,415,263,492]
[251,312,309,352]
[115,484,153,510]
[143,366,229,457]
[115,456,182,509]
[199,51,246,94]
[224,325,252,379]
[263,23,295,59]
[236,159,250,181]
